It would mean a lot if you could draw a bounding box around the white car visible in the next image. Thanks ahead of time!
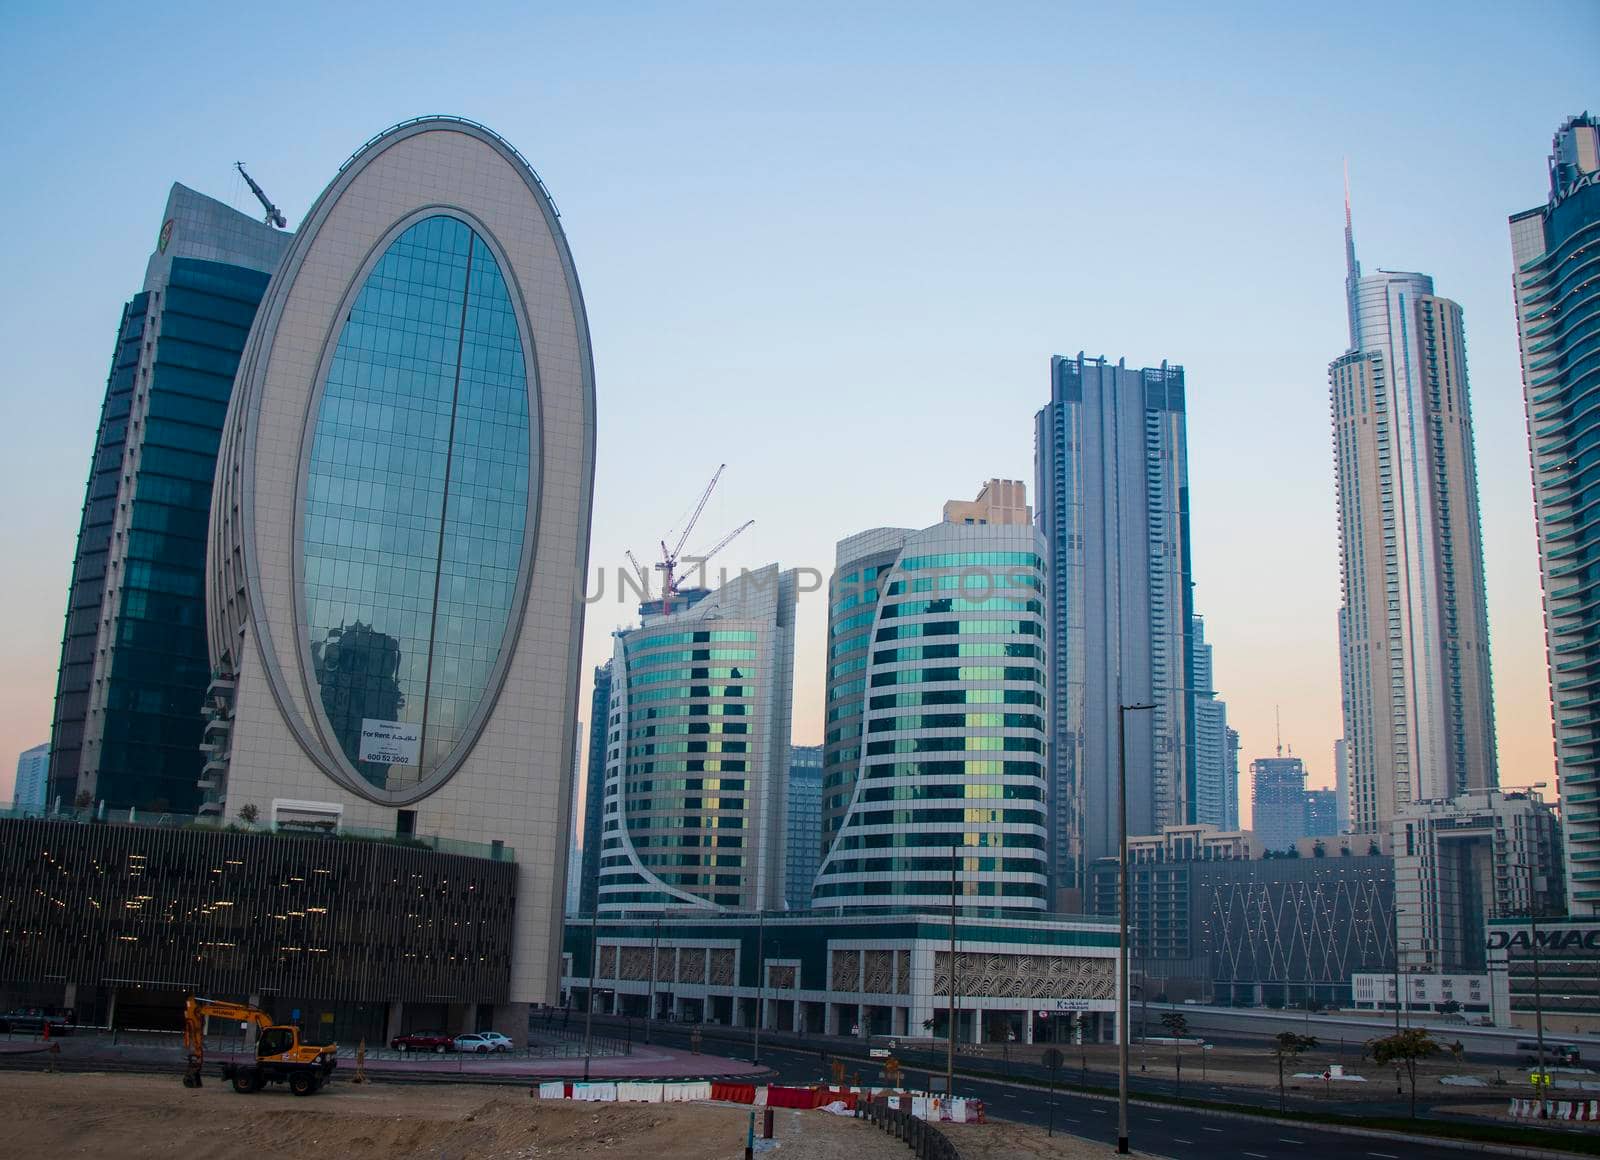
[453,1032,512,1053]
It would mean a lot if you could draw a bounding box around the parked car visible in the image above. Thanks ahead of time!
[390,1029,454,1053]
[454,1032,511,1054]
[0,1010,72,1036]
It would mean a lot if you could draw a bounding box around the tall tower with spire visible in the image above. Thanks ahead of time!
[1329,178,1497,841]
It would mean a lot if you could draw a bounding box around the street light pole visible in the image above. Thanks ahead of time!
[1392,902,1401,1035]
[647,915,660,1045]
[583,909,599,1081]
[1514,861,1548,1118]
[752,909,765,1066]
[948,843,959,1101]
[1117,700,1154,1157]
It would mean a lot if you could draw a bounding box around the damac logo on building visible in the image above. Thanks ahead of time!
[1487,929,1600,951]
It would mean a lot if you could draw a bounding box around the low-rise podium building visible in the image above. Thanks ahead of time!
[561,909,1119,1044]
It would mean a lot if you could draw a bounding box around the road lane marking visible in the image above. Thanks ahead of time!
[1368,1154,1399,1159]
[1174,1139,1194,1146]
[1245,1153,1269,1158]
[1279,1140,1304,1145]
[1202,1126,1223,1132]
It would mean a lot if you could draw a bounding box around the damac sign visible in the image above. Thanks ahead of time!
[1487,928,1600,952]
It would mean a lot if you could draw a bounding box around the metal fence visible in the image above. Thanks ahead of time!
[856,1096,961,1160]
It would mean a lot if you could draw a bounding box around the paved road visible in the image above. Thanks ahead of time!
[614,1019,1558,1160]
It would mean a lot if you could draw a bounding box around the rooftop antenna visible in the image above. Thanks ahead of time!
[1275,705,1283,758]
[235,162,287,229]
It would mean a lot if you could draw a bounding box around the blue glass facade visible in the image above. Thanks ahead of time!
[50,257,273,812]
[302,215,532,792]
[579,662,613,914]
[1512,114,1600,912]
[785,743,823,909]
[1035,354,1197,903]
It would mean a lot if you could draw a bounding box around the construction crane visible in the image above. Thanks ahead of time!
[235,161,288,229]
[641,465,754,615]
[624,549,651,595]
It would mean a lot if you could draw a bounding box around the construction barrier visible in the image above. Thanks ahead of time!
[532,1079,981,1126]
[857,1095,963,1160]
[1509,1098,1600,1120]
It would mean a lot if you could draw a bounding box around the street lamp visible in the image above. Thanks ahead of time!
[947,843,960,1102]
[645,915,661,1044]
[1117,700,1155,1157]
[752,909,766,1065]
[583,909,599,1081]
[1512,861,1548,1118]
[1391,904,1405,1035]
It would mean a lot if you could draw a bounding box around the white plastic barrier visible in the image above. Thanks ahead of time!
[538,1081,565,1100]
[753,1086,769,1106]
[617,1082,664,1103]
[573,1082,617,1102]
[662,1082,712,1102]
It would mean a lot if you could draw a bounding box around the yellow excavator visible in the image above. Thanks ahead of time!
[181,997,338,1095]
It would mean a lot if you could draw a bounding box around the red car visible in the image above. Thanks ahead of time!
[390,1029,454,1053]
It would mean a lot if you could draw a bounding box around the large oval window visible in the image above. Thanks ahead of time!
[302,215,532,792]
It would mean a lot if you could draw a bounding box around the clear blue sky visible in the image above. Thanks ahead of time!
[2,1,1597,816]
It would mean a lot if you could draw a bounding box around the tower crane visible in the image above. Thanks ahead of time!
[235,162,288,229]
[631,465,755,616]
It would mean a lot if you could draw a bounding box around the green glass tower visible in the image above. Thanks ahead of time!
[47,184,288,812]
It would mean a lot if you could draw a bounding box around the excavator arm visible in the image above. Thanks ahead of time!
[182,997,274,1087]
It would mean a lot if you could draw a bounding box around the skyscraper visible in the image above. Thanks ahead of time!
[48,185,289,812]
[1224,728,1241,832]
[12,744,49,811]
[578,662,613,915]
[202,118,596,1016]
[813,483,1049,912]
[1511,113,1600,915]
[598,565,797,914]
[1251,755,1307,853]
[1304,789,1339,838]
[1334,738,1350,835]
[1191,616,1236,831]
[785,743,823,909]
[1331,185,1497,839]
[1036,354,1197,903]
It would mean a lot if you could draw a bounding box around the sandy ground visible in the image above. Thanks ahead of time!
[3,1072,910,1160]
[944,1119,1162,1159]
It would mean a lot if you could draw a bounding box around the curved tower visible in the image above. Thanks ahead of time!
[597,565,797,914]
[813,485,1050,912]
[204,118,596,1009]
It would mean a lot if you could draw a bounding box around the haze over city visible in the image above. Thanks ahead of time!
[3,0,1597,825]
